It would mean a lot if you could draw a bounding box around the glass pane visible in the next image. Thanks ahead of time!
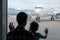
[8,0,60,40]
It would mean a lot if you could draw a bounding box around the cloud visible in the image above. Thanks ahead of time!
[8,0,38,9]
[8,0,30,9]
[8,0,60,10]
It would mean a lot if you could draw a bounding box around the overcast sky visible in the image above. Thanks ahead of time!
[8,0,60,10]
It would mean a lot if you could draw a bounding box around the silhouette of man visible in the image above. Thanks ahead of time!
[7,12,35,40]
[29,21,48,40]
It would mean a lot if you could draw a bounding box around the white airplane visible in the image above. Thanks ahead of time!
[26,7,60,21]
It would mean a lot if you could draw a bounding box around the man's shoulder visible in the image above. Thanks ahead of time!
[24,30,33,36]
[24,30,35,40]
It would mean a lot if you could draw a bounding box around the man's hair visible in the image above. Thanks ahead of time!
[30,21,39,32]
[16,12,28,24]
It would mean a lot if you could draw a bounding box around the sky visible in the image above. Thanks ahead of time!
[8,0,60,10]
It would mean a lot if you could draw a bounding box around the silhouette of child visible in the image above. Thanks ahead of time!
[29,21,48,40]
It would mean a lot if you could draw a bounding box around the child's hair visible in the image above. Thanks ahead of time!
[29,21,39,32]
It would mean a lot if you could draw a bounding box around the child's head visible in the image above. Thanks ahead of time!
[29,21,39,32]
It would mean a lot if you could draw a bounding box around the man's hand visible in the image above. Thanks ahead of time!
[9,22,15,31]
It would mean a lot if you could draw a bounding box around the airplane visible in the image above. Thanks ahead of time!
[26,9,52,21]
[26,7,60,21]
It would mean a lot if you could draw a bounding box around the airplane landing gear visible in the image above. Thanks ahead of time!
[36,17,40,22]
[51,15,54,21]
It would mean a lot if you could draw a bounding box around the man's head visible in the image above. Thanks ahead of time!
[16,12,28,27]
[29,21,39,32]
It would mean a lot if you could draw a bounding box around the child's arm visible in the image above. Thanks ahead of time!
[44,28,48,39]
[38,28,48,39]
